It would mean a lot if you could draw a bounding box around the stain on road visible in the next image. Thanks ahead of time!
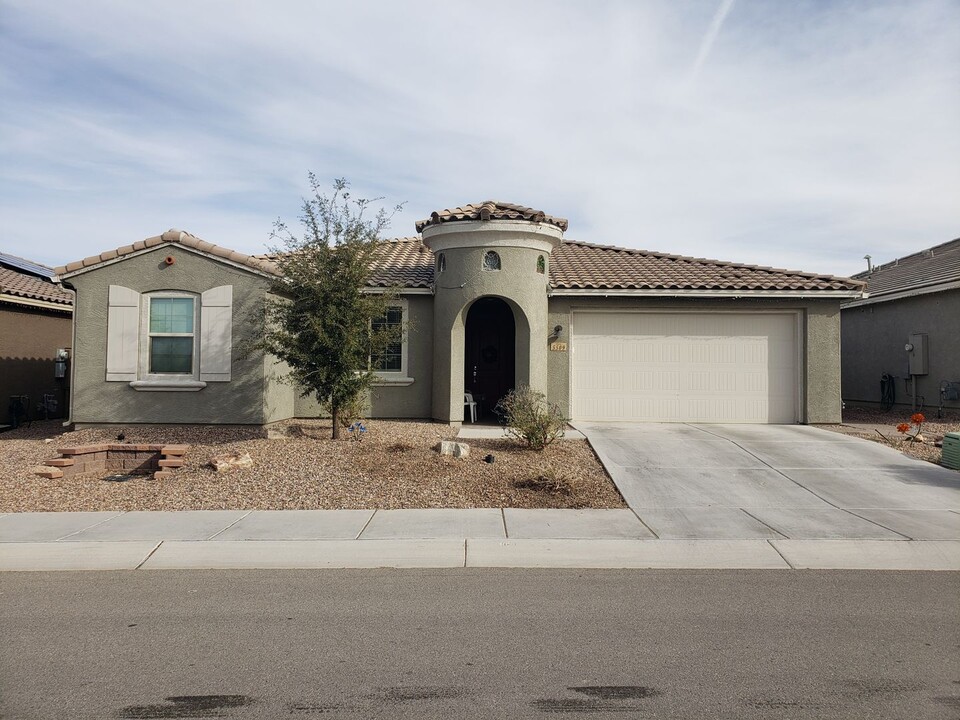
[118,694,253,718]
[570,686,660,700]
[532,685,661,713]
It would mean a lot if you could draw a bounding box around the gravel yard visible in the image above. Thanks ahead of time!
[0,420,625,512]
[814,405,960,468]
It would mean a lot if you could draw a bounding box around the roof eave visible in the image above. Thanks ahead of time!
[0,292,74,312]
[550,288,864,299]
[841,279,960,308]
[55,243,279,282]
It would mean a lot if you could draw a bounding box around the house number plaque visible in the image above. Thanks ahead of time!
[549,342,568,352]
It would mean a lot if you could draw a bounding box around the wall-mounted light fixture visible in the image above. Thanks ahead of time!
[548,324,563,341]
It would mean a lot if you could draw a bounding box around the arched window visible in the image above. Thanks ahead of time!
[436,253,446,273]
[536,255,545,274]
[483,250,501,271]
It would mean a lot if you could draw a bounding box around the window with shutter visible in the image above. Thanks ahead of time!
[105,284,233,391]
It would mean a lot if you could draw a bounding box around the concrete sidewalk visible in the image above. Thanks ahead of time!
[1,509,957,571]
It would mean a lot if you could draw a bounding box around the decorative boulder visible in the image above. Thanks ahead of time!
[437,441,470,458]
[209,451,254,472]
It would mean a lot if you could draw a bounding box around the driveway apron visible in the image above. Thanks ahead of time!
[575,422,960,541]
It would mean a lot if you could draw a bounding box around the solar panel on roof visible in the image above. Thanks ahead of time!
[0,252,54,278]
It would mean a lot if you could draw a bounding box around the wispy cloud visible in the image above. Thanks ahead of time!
[680,0,737,97]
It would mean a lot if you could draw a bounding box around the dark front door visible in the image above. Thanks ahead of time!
[465,297,516,420]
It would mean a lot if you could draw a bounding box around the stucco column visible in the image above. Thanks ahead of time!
[424,220,563,423]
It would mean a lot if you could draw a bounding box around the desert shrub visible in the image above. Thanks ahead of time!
[496,385,567,450]
[337,394,367,429]
[513,469,573,495]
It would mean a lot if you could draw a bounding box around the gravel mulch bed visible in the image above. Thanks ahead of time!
[814,405,960,468]
[0,420,625,512]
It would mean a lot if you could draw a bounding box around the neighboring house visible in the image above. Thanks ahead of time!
[841,238,960,413]
[53,201,863,427]
[0,253,73,425]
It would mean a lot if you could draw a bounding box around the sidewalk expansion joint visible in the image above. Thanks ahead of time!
[739,508,789,539]
[766,540,795,569]
[135,541,163,570]
[690,425,847,510]
[206,510,253,540]
[55,511,127,541]
[630,509,660,539]
[839,509,913,540]
[355,510,377,539]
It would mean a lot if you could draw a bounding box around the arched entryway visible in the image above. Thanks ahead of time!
[464,297,516,420]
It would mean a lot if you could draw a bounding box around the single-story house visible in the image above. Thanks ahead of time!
[53,201,864,427]
[841,238,960,413]
[0,252,73,425]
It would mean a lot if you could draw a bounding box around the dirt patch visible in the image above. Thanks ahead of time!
[814,406,960,468]
[0,419,625,512]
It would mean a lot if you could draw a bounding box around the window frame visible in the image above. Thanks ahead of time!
[138,291,201,383]
[370,298,413,386]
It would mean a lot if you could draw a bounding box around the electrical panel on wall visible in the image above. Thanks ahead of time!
[907,333,929,375]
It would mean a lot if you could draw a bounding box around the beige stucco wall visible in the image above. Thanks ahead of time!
[546,296,845,424]
[0,303,73,420]
[67,245,286,425]
[428,232,555,422]
[290,294,435,419]
[841,290,960,411]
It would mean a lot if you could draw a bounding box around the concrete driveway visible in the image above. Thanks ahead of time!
[576,423,960,541]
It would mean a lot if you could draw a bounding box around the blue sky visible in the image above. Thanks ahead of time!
[1,0,957,276]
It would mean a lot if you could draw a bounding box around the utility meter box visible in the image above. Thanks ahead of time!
[943,432,960,471]
[907,333,928,375]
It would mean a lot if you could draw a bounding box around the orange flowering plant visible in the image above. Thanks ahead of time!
[897,413,925,443]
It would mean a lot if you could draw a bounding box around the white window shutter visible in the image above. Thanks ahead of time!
[200,285,232,382]
[106,285,140,381]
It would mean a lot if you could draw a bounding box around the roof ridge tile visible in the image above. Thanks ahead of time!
[54,231,281,278]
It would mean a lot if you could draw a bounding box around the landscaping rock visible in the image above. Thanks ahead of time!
[437,440,470,458]
[209,451,254,472]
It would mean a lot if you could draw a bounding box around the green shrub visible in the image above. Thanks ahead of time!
[336,394,367,428]
[496,385,567,451]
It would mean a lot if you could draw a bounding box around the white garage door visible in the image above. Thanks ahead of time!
[571,312,798,423]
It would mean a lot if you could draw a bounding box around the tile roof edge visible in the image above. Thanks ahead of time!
[0,289,73,307]
[253,236,425,261]
[851,237,960,279]
[53,230,281,278]
[560,239,865,287]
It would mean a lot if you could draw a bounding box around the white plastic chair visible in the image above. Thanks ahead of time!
[464,393,478,423]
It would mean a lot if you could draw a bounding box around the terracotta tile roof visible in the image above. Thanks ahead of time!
[360,238,862,293]
[54,229,280,278]
[53,232,863,295]
[255,238,435,289]
[0,255,73,307]
[551,240,864,292]
[367,237,435,288]
[849,238,960,299]
[415,201,569,233]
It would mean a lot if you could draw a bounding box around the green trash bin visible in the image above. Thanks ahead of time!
[943,432,960,470]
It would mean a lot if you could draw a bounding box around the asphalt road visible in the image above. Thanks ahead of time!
[1,570,957,719]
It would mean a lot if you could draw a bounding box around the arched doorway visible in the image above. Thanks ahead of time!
[464,297,516,420]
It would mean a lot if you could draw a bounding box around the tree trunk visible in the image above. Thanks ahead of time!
[331,403,340,440]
